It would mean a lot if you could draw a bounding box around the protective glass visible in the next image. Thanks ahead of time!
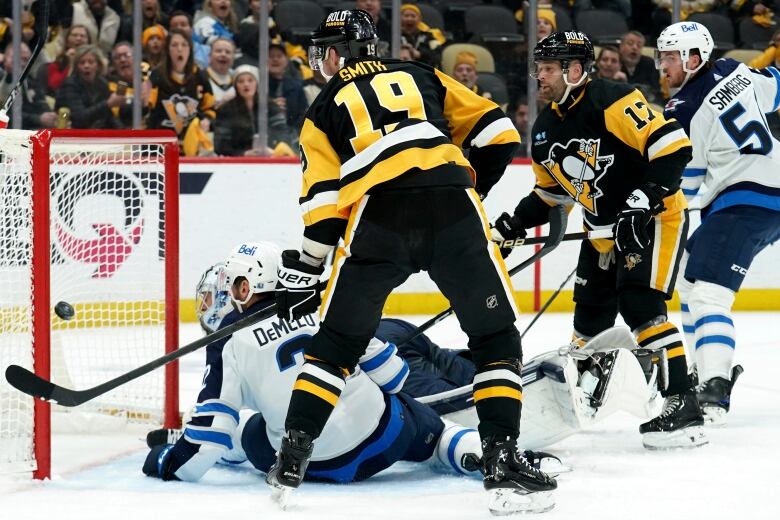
[308,44,327,71]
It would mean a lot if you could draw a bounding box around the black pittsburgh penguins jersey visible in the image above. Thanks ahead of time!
[529,79,692,241]
[298,58,520,250]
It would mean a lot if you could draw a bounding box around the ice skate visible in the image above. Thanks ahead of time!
[697,365,743,426]
[462,450,571,478]
[640,389,707,450]
[481,437,557,515]
[266,429,314,509]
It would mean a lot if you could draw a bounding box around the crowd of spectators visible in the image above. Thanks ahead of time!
[1,0,779,157]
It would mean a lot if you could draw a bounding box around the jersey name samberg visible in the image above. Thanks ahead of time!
[708,74,752,110]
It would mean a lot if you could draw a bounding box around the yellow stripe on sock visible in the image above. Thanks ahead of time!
[666,346,685,359]
[293,379,340,406]
[473,386,523,402]
[636,321,675,344]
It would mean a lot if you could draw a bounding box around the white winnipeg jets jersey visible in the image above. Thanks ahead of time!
[172,303,409,482]
[664,59,780,214]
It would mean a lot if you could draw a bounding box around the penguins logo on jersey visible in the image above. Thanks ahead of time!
[541,138,614,215]
[624,253,642,271]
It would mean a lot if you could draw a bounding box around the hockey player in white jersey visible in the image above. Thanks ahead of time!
[657,22,780,423]
[142,242,483,486]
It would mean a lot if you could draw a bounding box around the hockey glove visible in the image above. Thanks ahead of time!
[276,249,324,322]
[613,184,667,252]
[491,212,527,258]
[142,444,178,481]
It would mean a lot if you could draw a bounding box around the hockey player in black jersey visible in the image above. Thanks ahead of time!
[269,8,556,515]
[491,31,707,450]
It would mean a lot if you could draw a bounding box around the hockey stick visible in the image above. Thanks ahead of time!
[5,302,279,407]
[519,266,577,340]
[495,228,613,250]
[0,0,50,123]
[394,205,567,348]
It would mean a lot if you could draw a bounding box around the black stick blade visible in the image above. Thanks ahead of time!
[5,364,57,402]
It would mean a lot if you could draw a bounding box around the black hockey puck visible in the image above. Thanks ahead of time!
[54,301,75,321]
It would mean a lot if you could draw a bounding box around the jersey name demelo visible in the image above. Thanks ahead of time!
[338,60,388,81]
[253,314,317,346]
[708,74,752,111]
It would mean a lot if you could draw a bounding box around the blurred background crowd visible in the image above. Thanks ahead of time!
[1,0,779,158]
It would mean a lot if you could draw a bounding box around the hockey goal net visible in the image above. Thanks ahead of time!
[0,129,180,479]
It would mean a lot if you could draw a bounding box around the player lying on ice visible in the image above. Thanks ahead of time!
[144,243,665,493]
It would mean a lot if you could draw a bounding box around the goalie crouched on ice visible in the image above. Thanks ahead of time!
[142,242,483,483]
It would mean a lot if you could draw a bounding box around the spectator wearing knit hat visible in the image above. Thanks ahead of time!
[451,51,493,101]
[143,24,167,69]
[213,64,296,157]
[399,3,446,68]
[514,7,557,41]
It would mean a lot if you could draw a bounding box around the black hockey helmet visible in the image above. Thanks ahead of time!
[308,9,378,71]
[533,31,595,73]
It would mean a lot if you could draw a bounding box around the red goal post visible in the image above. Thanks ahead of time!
[0,129,180,480]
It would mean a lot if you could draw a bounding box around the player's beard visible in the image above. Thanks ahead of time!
[538,79,565,104]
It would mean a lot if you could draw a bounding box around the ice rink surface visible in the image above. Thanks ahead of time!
[1,312,778,520]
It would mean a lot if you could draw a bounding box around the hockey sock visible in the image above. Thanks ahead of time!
[635,319,688,394]
[435,421,481,475]
[675,272,697,368]
[688,281,737,382]
[473,359,523,441]
[284,357,346,438]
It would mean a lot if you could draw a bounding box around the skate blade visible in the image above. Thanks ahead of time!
[488,489,555,515]
[269,484,293,510]
[702,405,728,427]
[537,457,573,477]
[642,425,708,450]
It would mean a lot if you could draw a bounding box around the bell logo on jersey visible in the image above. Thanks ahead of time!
[541,138,614,215]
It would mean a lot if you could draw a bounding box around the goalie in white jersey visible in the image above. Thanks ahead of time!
[658,22,780,423]
[142,242,482,483]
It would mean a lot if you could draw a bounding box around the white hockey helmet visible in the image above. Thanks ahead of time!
[656,22,713,76]
[195,262,231,333]
[221,241,281,310]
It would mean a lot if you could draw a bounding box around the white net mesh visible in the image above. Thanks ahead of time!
[0,131,36,474]
[0,131,174,475]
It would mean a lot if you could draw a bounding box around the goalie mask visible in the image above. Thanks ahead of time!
[221,242,281,312]
[195,262,231,334]
[532,31,594,104]
[308,9,378,80]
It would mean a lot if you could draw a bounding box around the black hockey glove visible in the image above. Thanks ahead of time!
[491,212,527,258]
[613,184,667,252]
[276,249,324,322]
[142,444,178,481]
